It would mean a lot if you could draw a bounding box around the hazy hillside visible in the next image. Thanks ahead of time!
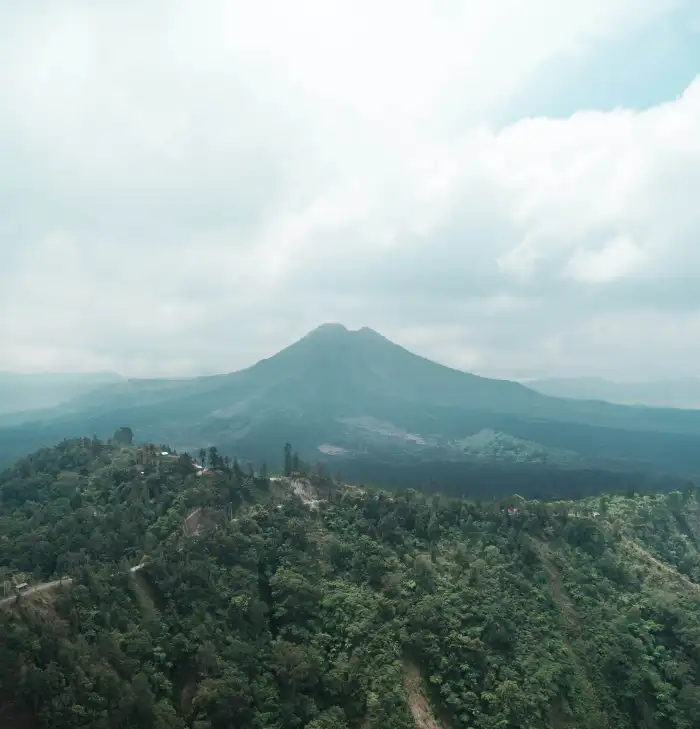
[2,325,700,485]
[528,376,700,409]
[3,439,700,728]
[0,371,123,415]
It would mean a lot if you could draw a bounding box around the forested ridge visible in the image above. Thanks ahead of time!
[3,438,700,728]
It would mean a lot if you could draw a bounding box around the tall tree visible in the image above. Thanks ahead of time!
[177,452,193,476]
[284,443,292,477]
[112,427,134,446]
[208,446,220,470]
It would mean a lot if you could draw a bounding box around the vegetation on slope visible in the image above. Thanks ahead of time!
[2,439,700,728]
[3,325,700,483]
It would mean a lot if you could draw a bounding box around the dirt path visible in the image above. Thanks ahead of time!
[183,507,204,536]
[623,539,700,594]
[0,578,72,606]
[403,661,446,729]
[1,561,147,607]
[532,540,580,628]
[290,479,323,510]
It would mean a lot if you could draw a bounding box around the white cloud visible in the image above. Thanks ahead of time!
[564,235,645,283]
[0,0,698,379]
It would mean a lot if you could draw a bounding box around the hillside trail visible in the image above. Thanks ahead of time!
[403,661,451,729]
[0,477,313,608]
[0,562,146,607]
[1,478,321,609]
[183,507,204,536]
[534,538,609,725]
[0,578,72,606]
[532,539,580,628]
[622,538,700,594]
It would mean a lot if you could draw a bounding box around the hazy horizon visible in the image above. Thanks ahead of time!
[2,2,699,381]
[3,323,700,388]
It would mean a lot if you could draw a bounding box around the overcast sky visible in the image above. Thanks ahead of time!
[1,0,700,380]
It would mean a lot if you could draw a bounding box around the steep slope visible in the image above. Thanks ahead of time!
[6,324,542,419]
[2,325,700,482]
[4,440,700,728]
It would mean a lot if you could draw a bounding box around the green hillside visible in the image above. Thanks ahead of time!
[2,325,700,484]
[3,440,700,728]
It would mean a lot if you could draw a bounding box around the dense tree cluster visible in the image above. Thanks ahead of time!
[2,438,700,728]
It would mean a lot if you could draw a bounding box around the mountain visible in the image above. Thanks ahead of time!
[2,324,700,491]
[4,438,700,729]
[528,376,700,409]
[0,370,123,415]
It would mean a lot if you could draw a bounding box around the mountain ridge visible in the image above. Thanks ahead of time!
[1,324,700,487]
[0,323,545,423]
[528,375,700,409]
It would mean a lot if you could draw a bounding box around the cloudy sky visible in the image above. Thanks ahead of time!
[1,0,699,380]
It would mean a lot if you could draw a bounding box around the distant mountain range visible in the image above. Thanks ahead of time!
[527,376,700,409]
[0,371,123,415]
[2,324,700,494]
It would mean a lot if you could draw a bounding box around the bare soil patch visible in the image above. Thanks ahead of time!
[403,661,444,729]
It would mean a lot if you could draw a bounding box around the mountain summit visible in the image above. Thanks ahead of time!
[241,323,541,415]
[2,324,700,486]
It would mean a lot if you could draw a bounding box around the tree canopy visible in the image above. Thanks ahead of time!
[2,437,700,728]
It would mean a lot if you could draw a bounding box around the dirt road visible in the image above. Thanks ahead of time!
[0,561,146,607]
[0,578,72,606]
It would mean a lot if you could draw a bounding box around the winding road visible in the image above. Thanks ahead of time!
[0,578,72,606]
[0,562,146,607]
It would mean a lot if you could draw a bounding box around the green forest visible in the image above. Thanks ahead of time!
[3,436,700,728]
